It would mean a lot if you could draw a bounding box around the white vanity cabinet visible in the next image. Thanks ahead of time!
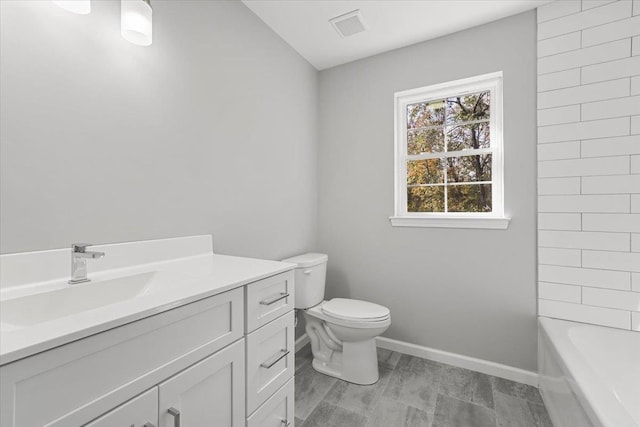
[0,268,296,427]
[1,287,244,427]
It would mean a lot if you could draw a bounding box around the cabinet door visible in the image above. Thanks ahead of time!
[247,379,294,427]
[84,388,158,427]
[158,340,245,427]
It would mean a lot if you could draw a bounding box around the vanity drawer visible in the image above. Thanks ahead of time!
[245,271,294,333]
[0,287,243,427]
[247,378,294,427]
[246,311,295,415]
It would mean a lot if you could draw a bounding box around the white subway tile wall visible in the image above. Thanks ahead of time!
[537,0,639,330]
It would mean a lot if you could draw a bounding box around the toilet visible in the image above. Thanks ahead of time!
[282,253,391,385]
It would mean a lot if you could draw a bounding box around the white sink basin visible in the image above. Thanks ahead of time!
[1,272,159,328]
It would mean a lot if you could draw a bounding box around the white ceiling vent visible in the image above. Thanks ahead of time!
[329,9,367,38]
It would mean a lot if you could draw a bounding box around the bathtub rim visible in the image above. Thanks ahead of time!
[538,316,638,427]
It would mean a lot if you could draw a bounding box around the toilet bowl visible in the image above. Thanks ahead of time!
[282,252,391,385]
[303,298,390,385]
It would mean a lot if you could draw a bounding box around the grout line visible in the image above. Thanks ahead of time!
[538,109,640,128]
[539,94,634,111]
[580,0,620,13]
[538,8,635,42]
[579,174,582,194]
[538,120,581,128]
[538,54,635,78]
[539,297,635,312]
[539,213,631,217]
[537,6,582,26]
[539,280,635,293]
[579,138,583,159]
[539,32,636,60]
[538,84,582,93]
[537,74,626,94]
[539,53,631,78]
[539,173,631,179]
[581,31,639,51]
[581,152,640,160]
[538,154,629,163]
[580,284,583,303]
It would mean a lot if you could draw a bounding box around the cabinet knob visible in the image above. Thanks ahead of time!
[281,420,291,427]
[168,407,181,427]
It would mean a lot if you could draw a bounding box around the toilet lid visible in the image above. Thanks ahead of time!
[322,298,390,321]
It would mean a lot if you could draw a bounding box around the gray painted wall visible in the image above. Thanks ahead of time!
[0,0,317,259]
[1,2,538,370]
[317,11,538,371]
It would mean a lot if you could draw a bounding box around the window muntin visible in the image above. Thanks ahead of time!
[394,72,504,220]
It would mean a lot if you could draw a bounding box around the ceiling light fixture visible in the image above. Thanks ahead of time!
[52,0,91,15]
[121,0,152,47]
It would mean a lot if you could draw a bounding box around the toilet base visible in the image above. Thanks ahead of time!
[310,338,380,385]
[304,314,381,384]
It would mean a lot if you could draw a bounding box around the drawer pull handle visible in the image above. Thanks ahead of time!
[143,423,156,427]
[303,270,312,275]
[260,292,290,306]
[168,407,181,427]
[260,349,290,369]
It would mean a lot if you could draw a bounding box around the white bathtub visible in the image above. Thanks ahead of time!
[538,317,640,427]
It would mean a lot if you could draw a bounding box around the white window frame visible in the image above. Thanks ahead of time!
[390,71,510,229]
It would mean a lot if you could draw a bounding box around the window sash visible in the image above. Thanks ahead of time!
[394,72,504,218]
[406,147,493,161]
[407,181,493,188]
[408,117,490,134]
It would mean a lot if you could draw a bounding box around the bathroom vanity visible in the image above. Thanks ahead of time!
[0,236,296,427]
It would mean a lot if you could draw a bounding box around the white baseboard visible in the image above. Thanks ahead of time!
[376,336,538,387]
[295,332,538,387]
[295,333,310,352]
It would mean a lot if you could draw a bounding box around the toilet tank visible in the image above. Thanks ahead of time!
[281,253,328,309]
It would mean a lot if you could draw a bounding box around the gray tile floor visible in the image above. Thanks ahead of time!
[294,345,553,427]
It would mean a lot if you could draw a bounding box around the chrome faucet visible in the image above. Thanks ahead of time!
[69,243,105,284]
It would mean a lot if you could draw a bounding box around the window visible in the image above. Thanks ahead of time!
[390,72,509,229]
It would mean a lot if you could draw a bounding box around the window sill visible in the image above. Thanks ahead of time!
[389,216,511,229]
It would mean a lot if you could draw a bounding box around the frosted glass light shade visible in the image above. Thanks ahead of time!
[121,0,152,47]
[53,0,91,14]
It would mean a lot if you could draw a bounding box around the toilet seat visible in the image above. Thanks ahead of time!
[306,303,391,330]
[321,298,390,322]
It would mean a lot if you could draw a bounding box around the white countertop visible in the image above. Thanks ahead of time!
[0,253,295,365]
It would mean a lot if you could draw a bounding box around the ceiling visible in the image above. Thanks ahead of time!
[242,0,550,70]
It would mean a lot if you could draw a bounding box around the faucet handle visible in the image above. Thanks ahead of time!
[71,243,93,253]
